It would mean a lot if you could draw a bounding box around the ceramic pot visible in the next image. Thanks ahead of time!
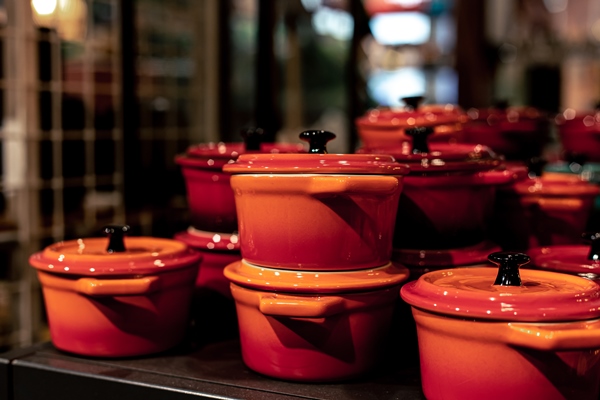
[223,130,409,270]
[491,177,600,251]
[401,252,600,400]
[224,259,410,382]
[555,107,600,163]
[355,98,467,148]
[176,133,305,233]
[29,225,202,357]
[463,104,549,160]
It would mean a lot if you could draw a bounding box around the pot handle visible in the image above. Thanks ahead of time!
[307,175,400,196]
[259,294,345,318]
[75,276,160,297]
[504,320,600,351]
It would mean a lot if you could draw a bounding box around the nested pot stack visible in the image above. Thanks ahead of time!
[221,130,411,382]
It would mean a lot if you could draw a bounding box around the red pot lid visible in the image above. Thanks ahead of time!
[555,107,600,130]
[29,225,202,276]
[530,234,600,279]
[466,104,544,125]
[224,259,410,293]
[223,130,409,175]
[401,252,600,322]
[392,240,501,268]
[174,227,240,252]
[501,176,600,196]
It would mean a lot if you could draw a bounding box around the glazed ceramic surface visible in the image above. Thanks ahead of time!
[176,142,305,233]
[224,153,408,270]
[529,244,600,283]
[555,108,600,162]
[492,177,600,250]
[401,262,600,400]
[29,233,201,357]
[463,106,549,160]
[225,260,409,381]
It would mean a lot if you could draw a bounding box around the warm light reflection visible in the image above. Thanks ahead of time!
[32,0,57,16]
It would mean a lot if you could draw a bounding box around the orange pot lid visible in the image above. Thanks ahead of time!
[29,225,202,276]
[224,130,409,175]
[401,251,600,322]
[502,177,600,196]
[174,227,240,252]
[224,259,410,293]
[355,102,466,129]
[530,234,600,278]
[392,240,501,268]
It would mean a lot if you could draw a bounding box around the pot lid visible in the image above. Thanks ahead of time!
[29,225,202,276]
[223,130,409,175]
[224,259,410,293]
[554,106,600,127]
[544,161,600,184]
[530,232,600,279]
[466,102,544,124]
[174,227,240,252]
[361,127,500,173]
[501,176,600,196]
[401,252,600,322]
[392,240,501,268]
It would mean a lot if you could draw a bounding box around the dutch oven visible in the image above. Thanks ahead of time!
[401,251,600,400]
[29,225,202,357]
[223,130,409,270]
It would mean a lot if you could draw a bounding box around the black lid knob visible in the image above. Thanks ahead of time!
[401,96,424,110]
[299,130,336,154]
[103,224,130,253]
[241,127,265,151]
[488,252,530,286]
[405,126,434,154]
[582,232,600,262]
[527,157,547,178]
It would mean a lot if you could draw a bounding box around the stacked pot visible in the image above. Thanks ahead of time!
[221,130,411,382]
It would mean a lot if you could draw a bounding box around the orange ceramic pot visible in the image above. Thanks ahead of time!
[463,105,549,160]
[491,177,600,250]
[176,141,305,233]
[174,227,241,299]
[29,226,202,357]
[223,149,409,270]
[401,253,600,400]
[224,259,410,381]
[355,103,467,148]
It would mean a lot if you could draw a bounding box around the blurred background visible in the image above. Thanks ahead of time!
[0,0,599,350]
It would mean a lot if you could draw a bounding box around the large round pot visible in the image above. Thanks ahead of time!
[401,252,600,400]
[491,176,600,251]
[463,104,549,160]
[355,100,466,148]
[176,138,305,233]
[28,225,202,357]
[224,259,410,382]
[555,107,600,163]
[223,130,409,270]
[362,128,513,249]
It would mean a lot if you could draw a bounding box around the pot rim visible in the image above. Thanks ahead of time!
[529,245,600,277]
[174,227,240,252]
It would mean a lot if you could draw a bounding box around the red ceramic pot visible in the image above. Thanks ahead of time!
[555,107,600,162]
[224,259,410,381]
[401,252,600,400]
[223,131,409,270]
[355,102,467,148]
[491,176,600,251]
[463,105,549,160]
[176,141,305,233]
[174,227,241,299]
[362,132,513,249]
[28,225,202,357]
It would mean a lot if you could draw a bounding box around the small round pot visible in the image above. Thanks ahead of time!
[355,104,466,148]
[223,152,408,270]
[224,260,410,382]
[174,227,241,299]
[176,142,304,233]
[29,227,202,358]
[555,108,600,163]
[401,254,600,400]
[491,177,600,250]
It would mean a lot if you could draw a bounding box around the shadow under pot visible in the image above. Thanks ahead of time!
[401,252,600,400]
[491,177,600,251]
[362,128,511,249]
[175,141,305,233]
[223,259,410,382]
[555,107,600,163]
[223,131,409,270]
[28,225,202,358]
